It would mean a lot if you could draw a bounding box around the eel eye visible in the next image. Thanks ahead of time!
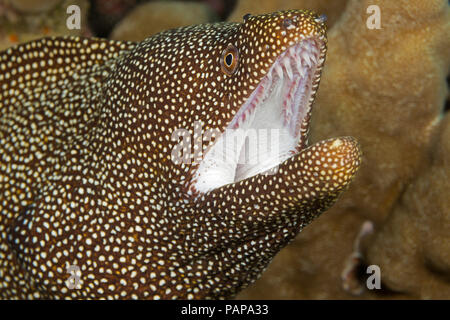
[220,44,239,76]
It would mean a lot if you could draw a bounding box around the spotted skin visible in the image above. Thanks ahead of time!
[0,11,361,299]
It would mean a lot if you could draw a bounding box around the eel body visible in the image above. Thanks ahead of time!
[0,10,361,299]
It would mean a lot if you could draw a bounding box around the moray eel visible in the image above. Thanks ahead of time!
[0,10,361,299]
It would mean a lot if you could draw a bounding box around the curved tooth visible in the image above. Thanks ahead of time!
[275,64,283,79]
[283,58,293,80]
[302,51,311,67]
[289,46,296,58]
[264,74,272,93]
[299,65,305,78]
[260,79,271,102]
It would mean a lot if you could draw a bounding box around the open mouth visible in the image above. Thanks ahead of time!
[190,37,325,195]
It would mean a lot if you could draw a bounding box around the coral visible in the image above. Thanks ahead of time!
[228,0,349,28]
[237,0,450,299]
[88,0,138,37]
[110,1,217,41]
[237,210,372,299]
[365,114,450,298]
[0,0,90,51]
[9,0,61,13]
